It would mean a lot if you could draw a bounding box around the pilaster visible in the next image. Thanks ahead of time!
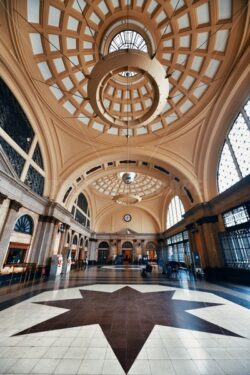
[0,199,22,267]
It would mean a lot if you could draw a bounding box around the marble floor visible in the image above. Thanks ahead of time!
[0,266,249,375]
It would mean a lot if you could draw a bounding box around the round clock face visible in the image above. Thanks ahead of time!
[123,214,132,222]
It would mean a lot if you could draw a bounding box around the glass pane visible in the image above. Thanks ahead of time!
[75,209,86,225]
[14,215,33,234]
[24,165,44,196]
[0,79,34,152]
[77,193,88,213]
[167,196,185,229]
[6,248,26,264]
[218,142,240,193]
[228,113,250,177]
[0,136,25,177]
[109,30,148,53]
[223,205,250,228]
[32,143,44,170]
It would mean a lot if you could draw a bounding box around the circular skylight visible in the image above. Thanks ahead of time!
[92,172,164,198]
[109,30,148,53]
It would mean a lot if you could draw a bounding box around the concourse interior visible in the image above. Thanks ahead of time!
[0,267,250,375]
[0,0,250,374]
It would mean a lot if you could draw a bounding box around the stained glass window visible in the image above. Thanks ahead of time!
[75,209,86,226]
[24,165,44,196]
[72,192,90,228]
[77,193,88,213]
[167,196,185,229]
[0,137,25,177]
[32,143,44,170]
[0,79,45,196]
[14,215,33,234]
[218,99,250,193]
[0,79,34,153]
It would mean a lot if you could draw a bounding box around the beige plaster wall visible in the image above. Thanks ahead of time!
[96,206,159,233]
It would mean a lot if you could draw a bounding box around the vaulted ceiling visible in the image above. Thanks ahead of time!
[0,0,249,213]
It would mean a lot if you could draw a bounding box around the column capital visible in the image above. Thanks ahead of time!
[9,200,22,212]
[39,215,59,224]
[0,192,7,204]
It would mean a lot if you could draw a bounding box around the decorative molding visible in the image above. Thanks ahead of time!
[0,192,7,204]
[197,216,218,225]
[9,199,22,212]
[39,215,59,224]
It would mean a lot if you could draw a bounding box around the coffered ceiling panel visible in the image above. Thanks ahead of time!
[21,0,247,139]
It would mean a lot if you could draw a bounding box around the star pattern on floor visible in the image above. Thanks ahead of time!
[13,286,242,374]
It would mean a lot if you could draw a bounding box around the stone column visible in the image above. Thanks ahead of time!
[117,239,121,255]
[58,224,70,254]
[197,217,223,268]
[0,199,22,268]
[186,216,223,268]
[75,235,81,261]
[132,240,137,262]
[30,216,59,266]
[141,240,146,256]
[0,193,9,235]
[88,238,97,263]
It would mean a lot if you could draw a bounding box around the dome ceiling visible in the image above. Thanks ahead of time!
[21,0,246,139]
[92,171,164,199]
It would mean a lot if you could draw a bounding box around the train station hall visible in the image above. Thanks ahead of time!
[0,0,249,374]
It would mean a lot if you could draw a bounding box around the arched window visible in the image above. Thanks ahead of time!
[167,196,185,229]
[109,30,148,53]
[77,193,88,214]
[73,236,78,245]
[217,99,250,193]
[98,242,109,249]
[122,241,133,249]
[0,79,45,196]
[71,192,90,229]
[14,215,33,234]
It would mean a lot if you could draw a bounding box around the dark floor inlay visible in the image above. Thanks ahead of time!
[13,286,243,374]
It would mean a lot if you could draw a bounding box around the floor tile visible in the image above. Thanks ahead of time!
[54,359,81,374]
[128,359,151,374]
[77,359,104,374]
[101,359,124,374]
[146,347,169,360]
[84,348,106,360]
[216,359,250,375]
[167,348,191,359]
[64,347,87,359]
[0,280,250,375]
[31,358,60,374]
[0,359,18,374]
[193,359,225,374]
[43,346,68,359]
[7,358,39,374]
[172,359,200,375]
[149,360,175,375]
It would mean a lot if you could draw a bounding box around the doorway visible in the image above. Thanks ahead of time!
[122,241,133,263]
[97,241,110,265]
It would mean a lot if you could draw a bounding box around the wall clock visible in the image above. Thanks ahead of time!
[123,214,132,222]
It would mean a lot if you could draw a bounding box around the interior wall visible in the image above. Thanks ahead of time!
[95,206,160,233]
